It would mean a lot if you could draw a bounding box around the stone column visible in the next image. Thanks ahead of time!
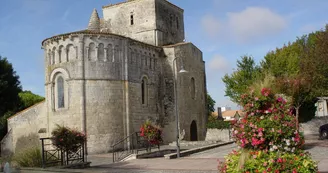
[85,47,89,61]
[95,46,99,61]
[57,49,61,63]
[104,48,108,62]
[75,46,78,59]
[64,48,68,62]
[78,35,87,154]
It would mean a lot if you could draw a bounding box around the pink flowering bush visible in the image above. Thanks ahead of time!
[232,88,304,152]
[140,120,163,145]
[219,88,318,173]
[51,125,86,152]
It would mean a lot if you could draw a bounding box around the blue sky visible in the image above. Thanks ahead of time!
[0,0,327,110]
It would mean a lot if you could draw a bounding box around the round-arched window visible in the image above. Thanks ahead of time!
[191,77,195,99]
[57,76,65,108]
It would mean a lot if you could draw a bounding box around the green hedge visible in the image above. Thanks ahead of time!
[206,116,231,129]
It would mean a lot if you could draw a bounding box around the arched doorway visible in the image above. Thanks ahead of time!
[190,120,198,141]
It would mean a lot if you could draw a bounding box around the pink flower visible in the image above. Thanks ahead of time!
[277,158,283,163]
[263,162,268,166]
[255,97,259,101]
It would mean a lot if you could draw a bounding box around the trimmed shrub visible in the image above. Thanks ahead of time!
[207,116,231,129]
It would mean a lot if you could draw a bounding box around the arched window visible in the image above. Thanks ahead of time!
[88,43,96,61]
[141,77,148,105]
[57,76,65,108]
[191,77,195,99]
[98,43,105,61]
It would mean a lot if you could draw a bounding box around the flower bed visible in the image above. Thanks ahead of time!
[219,88,318,173]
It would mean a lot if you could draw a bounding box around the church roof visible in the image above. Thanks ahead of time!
[102,0,183,12]
[88,9,100,31]
[41,30,161,50]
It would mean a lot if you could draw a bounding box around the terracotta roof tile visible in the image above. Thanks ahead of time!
[102,0,183,12]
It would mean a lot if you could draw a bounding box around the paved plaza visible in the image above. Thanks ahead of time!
[19,135,328,173]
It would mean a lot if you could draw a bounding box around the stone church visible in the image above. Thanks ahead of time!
[2,0,207,154]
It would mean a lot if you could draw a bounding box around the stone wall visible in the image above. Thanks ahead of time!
[102,0,157,45]
[205,129,231,142]
[5,102,47,153]
[162,43,207,142]
[102,0,184,46]
[155,0,184,46]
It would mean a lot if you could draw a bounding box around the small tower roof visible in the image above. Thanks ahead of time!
[88,9,100,31]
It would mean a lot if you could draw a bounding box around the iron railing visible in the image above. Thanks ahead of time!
[112,133,135,163]
[112,132,160,162]
[40,138,86,168]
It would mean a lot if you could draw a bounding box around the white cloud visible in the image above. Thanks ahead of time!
[201,7,287,43]
[227,7,287,42]
[201,15,221,37]
[208,55,230,73]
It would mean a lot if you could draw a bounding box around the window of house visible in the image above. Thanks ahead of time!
[57,76,65,108]
[141,77,148,105]
[176,17,179,29]
[191,77,195,99]
[130,14,134,25]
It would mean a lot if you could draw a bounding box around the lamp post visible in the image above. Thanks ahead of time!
[173,57,188,158]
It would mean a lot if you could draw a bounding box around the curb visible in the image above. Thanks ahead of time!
[164,141,234,159]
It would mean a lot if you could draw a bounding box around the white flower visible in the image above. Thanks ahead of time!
[260,116,264,119]
[270,148,274,152]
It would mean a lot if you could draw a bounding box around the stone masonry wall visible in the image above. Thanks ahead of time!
[85,80,125,154]
[162,43,207,142]
[102,0,157,45]
[5,102,47,153]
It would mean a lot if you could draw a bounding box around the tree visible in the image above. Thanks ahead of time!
[207,93,216,116]
[222,56,261,103]
[18,91,45,110]
[0,56,22,117]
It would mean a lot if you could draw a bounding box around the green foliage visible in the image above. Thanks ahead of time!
[0,91,44,140]
[219,149,318,173]
[18,91,44,110]
[222,55,261,103]
[207,93,216,116]
[206,116,230,129]
[0,55,22,117]
[12,147,42,167]
[51,125,86,153]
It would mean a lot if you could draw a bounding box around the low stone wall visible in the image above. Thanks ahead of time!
[205,128,231,142]
[300,117,328,135]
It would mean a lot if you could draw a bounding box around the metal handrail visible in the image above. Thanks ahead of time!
[112,133,136,162]
[111,132,135,148]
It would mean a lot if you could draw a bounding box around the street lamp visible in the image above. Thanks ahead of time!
[173,57,188,158]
